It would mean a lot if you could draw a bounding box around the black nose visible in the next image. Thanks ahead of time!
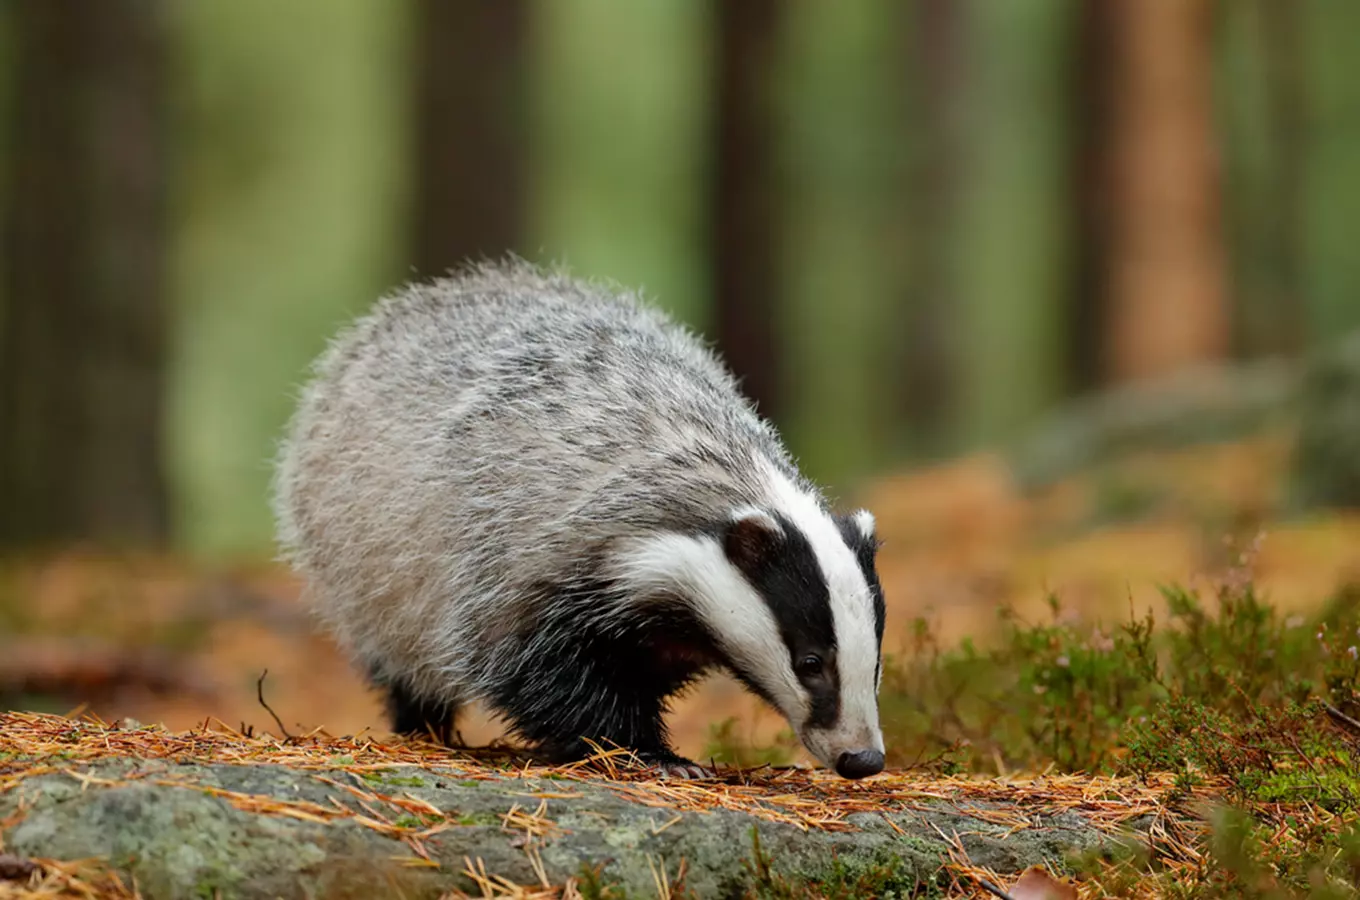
[834,749,884,779]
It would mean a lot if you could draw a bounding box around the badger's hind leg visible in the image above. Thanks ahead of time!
[367,664,459,746]
[388,681,458,745]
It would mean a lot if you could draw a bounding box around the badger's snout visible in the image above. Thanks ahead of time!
[834,749,884,779]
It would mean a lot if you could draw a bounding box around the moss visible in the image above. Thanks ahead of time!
[360,770,426,788]
[193,871,237,900]
[1253,768,1360,809]
[576,863,630,900]
[796,854,936,899]
[742,826,938,900]
[4,782,330,898]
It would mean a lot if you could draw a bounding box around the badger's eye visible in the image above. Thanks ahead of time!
[796,654,823,678]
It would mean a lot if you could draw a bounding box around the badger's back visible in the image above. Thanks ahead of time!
[272,260,805,701]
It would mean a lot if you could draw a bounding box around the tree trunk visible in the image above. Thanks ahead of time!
[1066,0,1119,395]
[894,0,965,453]
[1101,0,1230,383]
[1237,0,1305,359]
[0,0,170,551]
[710,0,785,423]
[412,0,528,277]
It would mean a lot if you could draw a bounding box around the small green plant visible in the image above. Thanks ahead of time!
[879,578,1360,785]
[879,592,1169,774]
[359,769,426,788]
[741,827,931,899]
[1077,806,1360,899]
[874,571,1360,898]
[575,863,627,900]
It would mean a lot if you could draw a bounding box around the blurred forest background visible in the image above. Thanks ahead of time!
[2,0,1358,558]
[1,1,1359,754]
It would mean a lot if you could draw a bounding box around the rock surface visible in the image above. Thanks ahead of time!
[1005,330,1360,518]
[1008,357,1299,491]
[0,756,1154,899]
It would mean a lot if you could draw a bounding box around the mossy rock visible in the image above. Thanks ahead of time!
[1008,358,1298,491]
[0,757,1153,899]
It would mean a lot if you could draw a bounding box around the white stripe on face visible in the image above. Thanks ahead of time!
[609,531,809,725]
[762,463,885,761]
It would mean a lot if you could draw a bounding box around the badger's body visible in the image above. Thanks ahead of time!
[272,260,887,778]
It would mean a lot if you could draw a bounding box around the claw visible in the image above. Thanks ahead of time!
[654,760,715,780]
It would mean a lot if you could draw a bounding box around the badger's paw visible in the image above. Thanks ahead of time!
[657,760,716,780]
[639,753,716,780]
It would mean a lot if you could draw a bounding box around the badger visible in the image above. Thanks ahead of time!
[271,259,887,779]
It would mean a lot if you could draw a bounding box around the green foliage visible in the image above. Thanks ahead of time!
[358,769,426,788]
[873,574,1360,897]
[1082,807,1360,900]
[880,591,1164,774]
[880,579,1360,783]
[575,862,628,900]
[741,827,932,900]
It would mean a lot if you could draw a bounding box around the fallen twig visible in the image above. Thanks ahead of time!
[975,877,1016,900]
[256,669,294,740]
[1324,703,1360,737]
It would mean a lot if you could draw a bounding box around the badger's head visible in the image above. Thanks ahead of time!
[615,474,887,779]
[715,500,886,779]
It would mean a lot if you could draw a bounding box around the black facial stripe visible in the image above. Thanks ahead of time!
[724,512,841,731]
[834,514,886,686]
[804,657,840,729]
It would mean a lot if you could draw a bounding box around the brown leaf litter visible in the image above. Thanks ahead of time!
[0,711,1219,898]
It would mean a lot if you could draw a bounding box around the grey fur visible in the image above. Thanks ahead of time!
[271,258,860,760]
[272,256,897,777]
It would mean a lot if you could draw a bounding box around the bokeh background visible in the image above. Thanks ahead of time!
[2,0,1358,763]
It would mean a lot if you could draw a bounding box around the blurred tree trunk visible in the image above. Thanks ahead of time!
[895,0,965,454]
[413,1,528,276]
[0,0,170,550]
[1066,0,1117,395]
[1236,0,1306,359]
[710,0,785,423]
[1073,0,1230,385]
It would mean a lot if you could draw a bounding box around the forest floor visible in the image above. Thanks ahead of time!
[2,430,1359,897]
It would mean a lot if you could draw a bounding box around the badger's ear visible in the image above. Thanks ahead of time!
[836,509,880,555]
[724,509,784,573]
[851,509,877,543]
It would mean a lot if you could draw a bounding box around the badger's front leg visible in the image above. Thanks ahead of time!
[487,629,715,779]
